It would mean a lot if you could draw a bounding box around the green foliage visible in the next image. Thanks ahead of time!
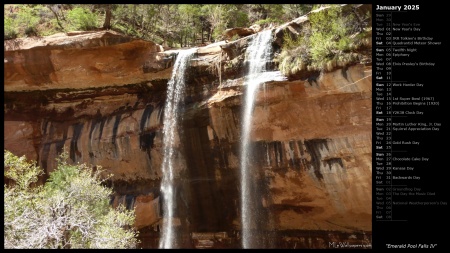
[16,6,40,36]
[4,149,139,249]
[4,150,43,191]
[201,4,227,41]
[39,18,63,36]
[4,4,65,38]
[45,151,79,192]
[212,24,227,41]
[4,3,335,49]
[67,6,98,31]
[308,5,352,68]
[281,4,313,20]
[277,31,312,76]
[178,4,203,47]
[226,6,248,28]
[255,17,281,26]
[276,4,370,75]
[4,16,18,40]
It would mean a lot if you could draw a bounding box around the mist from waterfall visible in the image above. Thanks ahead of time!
[240,30,272,248]
[239,29,283,249]
[159,48,197,249]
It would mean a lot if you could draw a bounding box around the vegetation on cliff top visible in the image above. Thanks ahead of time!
[276,4,372,75]
[4,149,139,249]
[4,4,371,75]
[4,4,313,46]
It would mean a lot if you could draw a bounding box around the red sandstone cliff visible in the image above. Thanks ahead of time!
[4,5,372,248]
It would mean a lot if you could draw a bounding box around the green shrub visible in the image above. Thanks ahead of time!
[67,7,98,31]
[276,4,369,75]
[308,5,353,70]
[275,20,314,74]
[16,6,40,36]
[255,17,281,26]
[4,16,18,40]
[4,150,139,249]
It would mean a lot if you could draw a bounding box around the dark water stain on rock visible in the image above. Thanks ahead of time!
[139,105,157,162]
[70,123,84,162]
[304,139,330,181]
[324,157,344,170]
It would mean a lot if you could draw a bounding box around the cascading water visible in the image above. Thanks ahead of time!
[159,48,197,249]
[240,30,286,248]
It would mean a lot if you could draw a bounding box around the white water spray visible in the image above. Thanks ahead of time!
[240,30,286,248]
[159,48,197,249]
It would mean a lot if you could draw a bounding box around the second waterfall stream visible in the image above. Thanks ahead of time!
[239,29,286,248]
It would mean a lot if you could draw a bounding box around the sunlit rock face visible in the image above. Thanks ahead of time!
[191,63,372,235]
[4,30,171,91]
[4,31,174,182]
[4,5,372,248]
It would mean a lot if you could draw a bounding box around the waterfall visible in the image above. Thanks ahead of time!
[240,30,286,248]
[159,48,197,249]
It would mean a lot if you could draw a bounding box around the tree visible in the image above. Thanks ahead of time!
[102,4,112,29]
[46,4,65,30]
[178,4,202,47]
[201,4,229,42]
[158,5,182,47]
[4,150,139,249]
